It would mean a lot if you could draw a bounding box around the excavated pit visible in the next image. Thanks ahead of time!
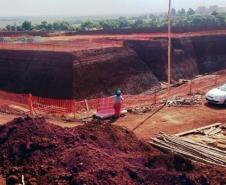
[0,34,226,99]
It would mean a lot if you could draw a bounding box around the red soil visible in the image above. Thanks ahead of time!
[0,30,226,52]
[1,31,226,100]
[0,117,225,185]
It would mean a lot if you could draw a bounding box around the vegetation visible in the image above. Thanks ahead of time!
[3,7,226,32]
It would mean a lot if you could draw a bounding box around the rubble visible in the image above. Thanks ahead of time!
[127,106,152,114]
[166,95,202,107]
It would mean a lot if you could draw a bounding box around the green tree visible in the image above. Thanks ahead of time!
[118,17,130,29]
[149,19,158,27]
[22,21,32,31]
[132,19,146,28]
[6,25,11,31]
[80,21,96,31]
[187,8,196,16]
[211,11,218,16]
[177,8,186,16]
[99,20,119,30]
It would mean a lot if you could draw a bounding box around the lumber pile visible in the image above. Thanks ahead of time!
[203,126,223,136]
[150,133,226,167]
[166,95,202,107]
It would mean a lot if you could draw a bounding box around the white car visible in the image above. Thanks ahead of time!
[206,84,226,105]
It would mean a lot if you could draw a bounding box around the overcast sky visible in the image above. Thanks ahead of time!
[0,0,225,16]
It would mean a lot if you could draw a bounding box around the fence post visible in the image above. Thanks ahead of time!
[27,93,34,117]
[214,75,218,86]
[189,79,193,95]
[154,90,157,104]
[71,100,76,120]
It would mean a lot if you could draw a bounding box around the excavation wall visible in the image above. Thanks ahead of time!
[124,39,199,81]
[125,35,226,81]
[191,35,226,73]
[0,50,73,98]
[72,47,160,99]
[0,34,226,99]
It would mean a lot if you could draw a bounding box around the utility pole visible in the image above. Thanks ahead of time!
[167,0,172,95]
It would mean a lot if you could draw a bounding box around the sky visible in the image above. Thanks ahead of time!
[0,0,225,16]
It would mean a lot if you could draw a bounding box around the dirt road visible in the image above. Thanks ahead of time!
[116,103,226,140]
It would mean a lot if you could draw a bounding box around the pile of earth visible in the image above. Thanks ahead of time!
[0,117,225,185]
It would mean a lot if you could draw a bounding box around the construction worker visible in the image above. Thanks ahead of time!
[113,89,124,118]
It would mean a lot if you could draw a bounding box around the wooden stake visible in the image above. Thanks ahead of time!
[84,99,90,111]
[189,79,193,95]
[27,93,34,117]
[167,0,172,96]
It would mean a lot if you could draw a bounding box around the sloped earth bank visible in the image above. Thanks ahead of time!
[73,47,160,99]
[0,117,225,185]
[0,50,73,99]
[124,34,226,81]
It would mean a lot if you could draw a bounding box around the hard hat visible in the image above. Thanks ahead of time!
[115,89,121,96]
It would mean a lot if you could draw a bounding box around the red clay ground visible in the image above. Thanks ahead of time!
[0,117,225,185]
[116,104,226,140]
[0,30,226,52]
[115,70,226,140]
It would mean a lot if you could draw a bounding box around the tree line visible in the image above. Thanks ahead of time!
[3,7,226,32]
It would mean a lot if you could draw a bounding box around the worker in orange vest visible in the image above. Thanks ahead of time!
[113,89,124,119]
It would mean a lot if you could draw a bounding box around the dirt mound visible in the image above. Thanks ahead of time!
[0,117,225,185]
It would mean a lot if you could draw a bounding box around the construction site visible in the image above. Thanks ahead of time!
[0,22,226,184]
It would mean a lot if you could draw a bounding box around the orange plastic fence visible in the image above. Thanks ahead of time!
[0,74,224,116]
[0,90,27,105]
[32,96,75,114]
[96,96,126,116]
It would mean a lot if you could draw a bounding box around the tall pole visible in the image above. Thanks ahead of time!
[167,0,172,95]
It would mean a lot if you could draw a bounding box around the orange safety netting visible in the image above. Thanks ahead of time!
[32,96,75,114]
[0,74,224,116]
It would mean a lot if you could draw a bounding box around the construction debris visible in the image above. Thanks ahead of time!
[150,132,226,167]
[181,124,226,151]
[175,123,223,137]
[166,95,202,107]
[127,106,152,114]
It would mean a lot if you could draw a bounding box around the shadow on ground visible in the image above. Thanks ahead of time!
[205,102,226,110]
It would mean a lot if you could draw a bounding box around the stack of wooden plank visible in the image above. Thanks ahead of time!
[150,133,226,167]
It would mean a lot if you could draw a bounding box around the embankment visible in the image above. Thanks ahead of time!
[125,34,226,81]
[0,50,73,99]
[72,47,160,99]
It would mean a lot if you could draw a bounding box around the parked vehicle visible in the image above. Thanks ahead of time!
[205,84,226,105]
